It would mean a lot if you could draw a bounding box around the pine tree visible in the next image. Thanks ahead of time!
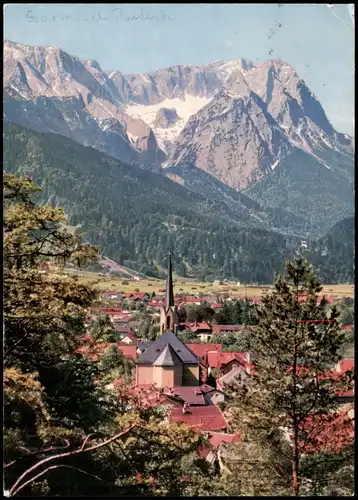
[232,300,243,324]
[225,257,353,496]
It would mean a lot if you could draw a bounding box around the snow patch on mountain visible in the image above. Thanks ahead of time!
[271,159,280,170]
[125,94,212,151]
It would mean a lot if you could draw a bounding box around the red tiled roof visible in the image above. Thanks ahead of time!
[219,352,246,367]
[147,301,163,307]
[169,405,229,432]
[76,341,111,361]
[207,351,221,369]
[185,344,222,361]
[180,322,212,332]
[300,405,354,454]
[116,383,176,410]
[209,432,240,448]
[118,345,138,360]
[295,294,336,305]
[337,359,354,373]
[79,334,95,343]
[122,292,147,298]
[164,386,206,405]
[286,365,354,398]
[197,443,214,459]
[205,350,254,372]
[122,331,138,341]
[341,325,354,331]
[197,431,240,460]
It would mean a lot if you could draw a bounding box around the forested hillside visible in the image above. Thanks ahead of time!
[4,122,354,284]
[244,148,354,234]
[4,122,298,283]
[306,217,354,283]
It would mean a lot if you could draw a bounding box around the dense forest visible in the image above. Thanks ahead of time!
[305,217,354,283]
[4,122,353,284]
[244,147,354,234]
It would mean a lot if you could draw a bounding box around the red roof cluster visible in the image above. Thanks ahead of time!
[121,331,138,342]
[300,405,354,454]
[118,344,138,360]
[286,364,354,399]
[180,321,212,332]
[169,405,229,432]
[185,343,222,360]
[122,292,147,298]
[77,337,139,361]
[197,430,241,458]
[147,300,164,308]
[337,359,354,373]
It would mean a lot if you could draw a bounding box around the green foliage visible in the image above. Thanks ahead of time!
[4,172,99,372]
[4,121,299,284]
[138,317,151,339]
[89,314,119,342]
[305,217,354,283]
[4,173,213,496]
[177,330,200,343]
[335,296,354,326]
[225,257,353,496]
[99,345,125,372]
[299,445,354,496]
[245,148,354,234]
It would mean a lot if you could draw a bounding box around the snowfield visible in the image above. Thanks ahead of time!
[125,94,212,152]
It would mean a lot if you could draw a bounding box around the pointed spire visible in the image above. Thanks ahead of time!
[165,253,174,307]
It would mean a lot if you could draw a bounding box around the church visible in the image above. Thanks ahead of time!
[135,254,200,388]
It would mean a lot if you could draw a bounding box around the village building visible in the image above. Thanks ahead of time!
[135,254,200,389]
[120,331,138,344]
[179,321,213,342]
[169,405,229,432]
[197,432,240,464]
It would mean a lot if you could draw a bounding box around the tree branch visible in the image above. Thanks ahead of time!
[10,464,116,497]
[8,424,138,496]
[5,440,71,469]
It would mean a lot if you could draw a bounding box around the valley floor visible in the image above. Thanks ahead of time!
[63,269,354,298]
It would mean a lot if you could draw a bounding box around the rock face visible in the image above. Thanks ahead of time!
[153,107,180,128]
[4,40,354,193]
[3,40,164,167]
[166,61,354,189]
[167,89,293,189]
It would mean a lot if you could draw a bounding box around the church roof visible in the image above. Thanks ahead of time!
[165,253,174,307]
[136,330,199,365]
[153,344,182,367]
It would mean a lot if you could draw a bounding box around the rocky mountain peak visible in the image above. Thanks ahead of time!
[152,107,180,128]
[4,40,354,193]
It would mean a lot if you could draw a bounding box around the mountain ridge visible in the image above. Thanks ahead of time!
[3,39,354,244]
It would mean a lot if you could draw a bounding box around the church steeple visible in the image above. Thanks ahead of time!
[165,253,174,308]
[159,253,179,335]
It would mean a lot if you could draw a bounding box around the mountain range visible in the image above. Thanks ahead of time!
[3,40,354,281]
[4,121,299,283]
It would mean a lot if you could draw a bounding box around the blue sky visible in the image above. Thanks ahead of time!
[4,3,354,135]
